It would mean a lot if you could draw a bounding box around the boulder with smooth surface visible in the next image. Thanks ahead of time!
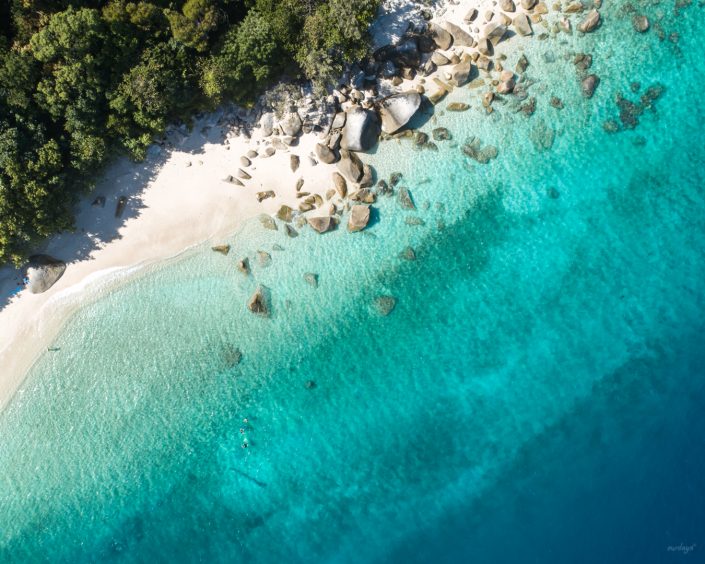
[378,92,422,134]
[348,205,371,232]
[443,22,474,46]
[337,149,365,182]
[26,255,66,294]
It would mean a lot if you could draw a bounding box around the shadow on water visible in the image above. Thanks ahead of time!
[230,466,268,488]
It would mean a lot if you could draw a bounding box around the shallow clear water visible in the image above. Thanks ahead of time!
[2,2,705,562]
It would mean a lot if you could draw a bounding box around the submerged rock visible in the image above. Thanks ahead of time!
[256,251,272,267]
[259,214,278,230]
[374,295,397,316]
[397,187,415,210]
[581,74,600,98]
[432,127,452,141]
[284,224,299,238]
[447,102,470,112]
[247,286,270,317]
[26,255,66,294]
[222,345,242,367]
[578,10,600,33]
[632,15,649,32]
[400,246,416,261]
[303,272,319,288]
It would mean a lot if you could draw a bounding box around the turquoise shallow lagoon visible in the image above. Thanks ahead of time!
[2,2,705,562]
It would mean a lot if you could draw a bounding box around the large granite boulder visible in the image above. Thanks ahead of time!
[340,107,379,152]
[348,204,371,232]
[279,112,302,137]
[428,23,453,50]
[390,38,421,68]
[26,255,66,294]
[378,92,422,134]
[578,10,600,33]
[443,22,474,46]
[484,22,507,45]
[632,15,649,32]
[259,112,274,136]
[337,149,365,182]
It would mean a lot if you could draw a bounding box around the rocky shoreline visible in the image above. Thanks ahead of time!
[14,0,662,310]
[196,0,656,315]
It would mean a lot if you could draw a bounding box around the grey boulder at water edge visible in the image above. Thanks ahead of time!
[25,255,66,294]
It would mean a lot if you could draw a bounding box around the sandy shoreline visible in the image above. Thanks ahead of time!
[0,107,344,408]
[0,0,573,408]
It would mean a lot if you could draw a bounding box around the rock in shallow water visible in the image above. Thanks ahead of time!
[578,10,600,33]
[308,216,333,233]
[348,204,371,232]
[247,286,270,317]
[581,74,600,98]
[397,187,415,210]
[374,295,397,316]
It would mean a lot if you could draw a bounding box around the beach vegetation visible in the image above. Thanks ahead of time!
[0,0,380,264]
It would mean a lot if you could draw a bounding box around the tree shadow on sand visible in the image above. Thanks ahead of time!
[0,110,243,311]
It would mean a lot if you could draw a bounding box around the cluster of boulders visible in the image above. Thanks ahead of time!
[603,82,665,133]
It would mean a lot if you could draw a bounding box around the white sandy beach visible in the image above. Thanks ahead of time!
[0,0,563,407]
[0,108,344,408]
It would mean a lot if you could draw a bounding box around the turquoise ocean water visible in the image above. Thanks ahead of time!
[2,2,705,562]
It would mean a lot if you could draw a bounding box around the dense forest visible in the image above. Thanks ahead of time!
[0,0,380,264]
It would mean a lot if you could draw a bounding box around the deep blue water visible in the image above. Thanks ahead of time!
[1,1,704,562]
